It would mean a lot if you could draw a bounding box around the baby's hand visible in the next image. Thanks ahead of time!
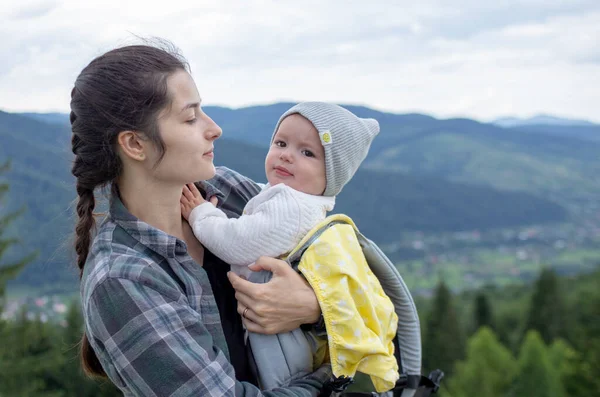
[180,183,218,220]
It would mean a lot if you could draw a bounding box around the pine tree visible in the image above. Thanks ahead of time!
[524,268,567,344]
[548,339,584,397]
[0,163,122,396]
[513,330,563,397]
[494,298,526,354]
[0,161,37,310]
[423,281,465,376]
[447,327,515,397]
[569,281,600,395]
[0,310,65,396]
[0,161,39,394]
[64,300,84,346]
[473,291,494,332]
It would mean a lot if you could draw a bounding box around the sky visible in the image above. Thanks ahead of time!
[1,0,599,123]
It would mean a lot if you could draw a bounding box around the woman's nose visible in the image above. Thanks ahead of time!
[202,112,222,140]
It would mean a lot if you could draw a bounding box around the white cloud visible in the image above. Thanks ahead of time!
[0,0,599,122]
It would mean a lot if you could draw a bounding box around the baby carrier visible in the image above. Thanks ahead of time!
[247,215,443,397]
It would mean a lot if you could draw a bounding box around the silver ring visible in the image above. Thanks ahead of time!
[242,307,249,319]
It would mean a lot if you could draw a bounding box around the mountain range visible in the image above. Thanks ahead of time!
[2,104,598,291]
[492,114,597,128]
[201,105,600,208]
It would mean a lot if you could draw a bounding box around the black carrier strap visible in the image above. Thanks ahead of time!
[318,370,444,397]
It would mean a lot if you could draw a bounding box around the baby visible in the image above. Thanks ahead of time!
[180,102,398,392]
[180,102,379,277]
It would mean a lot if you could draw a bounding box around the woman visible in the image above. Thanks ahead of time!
[71,42,331,396]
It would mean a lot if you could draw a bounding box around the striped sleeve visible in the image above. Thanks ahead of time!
[87,276,243,396]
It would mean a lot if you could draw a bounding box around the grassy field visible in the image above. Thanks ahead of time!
[399,246,600,294]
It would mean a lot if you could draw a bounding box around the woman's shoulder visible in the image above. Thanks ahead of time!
[203,167,263,217]
[81,219,181,306]
[206,166,258,193]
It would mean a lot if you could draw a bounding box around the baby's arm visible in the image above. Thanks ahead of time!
[185,185,302,266]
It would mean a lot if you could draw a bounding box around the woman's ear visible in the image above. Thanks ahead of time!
[117,131,147,162]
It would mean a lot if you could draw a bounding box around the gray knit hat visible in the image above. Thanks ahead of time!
[272,102,380,196]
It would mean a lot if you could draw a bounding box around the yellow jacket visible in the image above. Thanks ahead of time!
[290,214,400,392]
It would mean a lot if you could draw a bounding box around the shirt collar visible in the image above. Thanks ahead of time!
[109,194,187,259]
[197,180,227,204]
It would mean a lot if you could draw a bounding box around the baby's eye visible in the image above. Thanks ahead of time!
[302,150,315,158]
[274,140,286,147]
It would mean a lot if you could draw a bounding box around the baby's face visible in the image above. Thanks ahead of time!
[265,114,326,195]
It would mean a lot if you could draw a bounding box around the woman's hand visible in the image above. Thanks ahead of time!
[227,256,321,334]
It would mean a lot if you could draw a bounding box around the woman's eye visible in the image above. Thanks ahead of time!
[186,118,197,124]
[302,150,314,157]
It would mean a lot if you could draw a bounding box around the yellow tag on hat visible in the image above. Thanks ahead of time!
[320,130,332,146]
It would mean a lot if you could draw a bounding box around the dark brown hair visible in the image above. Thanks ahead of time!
[70,41,189,377]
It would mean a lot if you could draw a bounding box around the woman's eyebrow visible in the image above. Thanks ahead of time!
[180,101,201,114]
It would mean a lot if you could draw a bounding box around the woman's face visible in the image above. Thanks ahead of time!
[148,70,222,185]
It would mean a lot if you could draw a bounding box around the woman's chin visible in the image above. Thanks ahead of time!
[197,164,216,181]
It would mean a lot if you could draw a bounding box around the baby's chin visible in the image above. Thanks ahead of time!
[267,178,322,196]
[267,175,292,188]
[266,173,290,186]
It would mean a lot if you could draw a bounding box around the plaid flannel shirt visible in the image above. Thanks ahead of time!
[81,166,332,397]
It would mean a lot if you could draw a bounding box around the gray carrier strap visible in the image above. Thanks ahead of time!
[245,221,344,390]
[355,229,421,397]
[246,270,317,390]
[356,229,422,375]
[246,220,422,396]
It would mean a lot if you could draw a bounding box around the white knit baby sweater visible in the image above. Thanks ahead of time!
[188,183,335,277]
